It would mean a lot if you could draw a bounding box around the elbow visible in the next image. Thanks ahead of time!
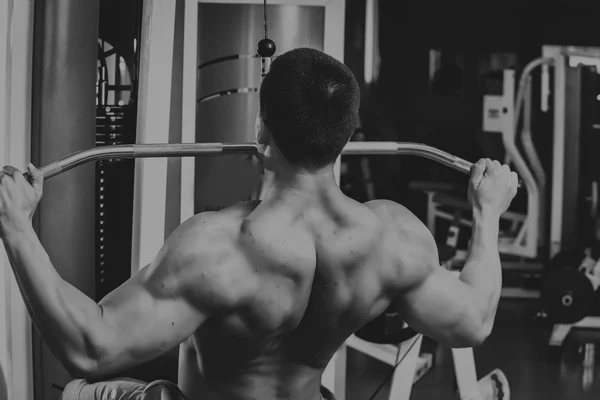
[63,335,105,379]
[466,325,491,347]
[64,352,99,379]
[449,311,493,348]
[459,320,493,348]
[61,308,110,379]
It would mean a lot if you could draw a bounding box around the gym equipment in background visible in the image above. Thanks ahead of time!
[411,58,546,301]
[536,46,600,347]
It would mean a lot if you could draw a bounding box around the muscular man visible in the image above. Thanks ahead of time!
[0,48,517,400]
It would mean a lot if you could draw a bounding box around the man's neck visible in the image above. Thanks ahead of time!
[259,165,339,200]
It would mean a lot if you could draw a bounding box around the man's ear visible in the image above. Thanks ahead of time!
[256,117,270,145]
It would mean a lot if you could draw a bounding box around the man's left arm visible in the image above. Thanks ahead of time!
[0,165,249,380]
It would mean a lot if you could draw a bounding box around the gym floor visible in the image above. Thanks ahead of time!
[346,299,600,400]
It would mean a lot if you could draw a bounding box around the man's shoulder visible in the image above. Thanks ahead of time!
[183,201,261,234]
[172,200,269,259]
[177,211,229,238]
[364,199,410,216]
[364,200,426,234]
[363,199,438,270]
[164,211,239,263]
[161,211,258,304]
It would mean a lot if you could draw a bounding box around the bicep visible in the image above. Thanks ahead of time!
[88,212,253,377]
[397,267,484,347]
[93,264,207,375]
[370,200,484,347]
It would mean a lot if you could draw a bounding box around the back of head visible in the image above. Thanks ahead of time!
[259,48,360,170]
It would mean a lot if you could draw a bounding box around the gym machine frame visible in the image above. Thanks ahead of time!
[539,46,600,347]
[479,46,600,347]
[0,0,34,398]
[481,49,600,337]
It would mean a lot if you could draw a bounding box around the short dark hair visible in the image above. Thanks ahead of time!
[259,48,360,169]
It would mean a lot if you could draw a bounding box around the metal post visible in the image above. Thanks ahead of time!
[30,0,100,395]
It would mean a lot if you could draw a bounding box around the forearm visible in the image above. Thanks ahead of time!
[2,224,102,371]
[459,209,501,327]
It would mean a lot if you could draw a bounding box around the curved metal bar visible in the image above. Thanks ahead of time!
[514,57,554,129]
[40,146,134,179]
[514,58,553,247]
[33,141,476,182]
[38,143,258,180]
[342,142,473,174]
[514,58,553,186]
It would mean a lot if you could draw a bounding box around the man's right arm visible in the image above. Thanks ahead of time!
[369,200,500,347]
[369,159,516,348]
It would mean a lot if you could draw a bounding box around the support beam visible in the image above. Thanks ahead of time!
[131,0,177,273]
[181,0,198,223]
[7,3,35,399]
[550,55,566,258]
[0,2,14,396]
[30,0,100,396]
[321,344,347,399]
[388,335,423,400]
[165,0,186,238]
[0,1,35,398]
[452,347,482,400]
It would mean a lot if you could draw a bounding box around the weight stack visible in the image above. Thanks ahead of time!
[95,104,137,301]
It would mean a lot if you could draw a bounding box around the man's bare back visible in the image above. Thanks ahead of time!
[172,156,517,400]
[176,189,406,400]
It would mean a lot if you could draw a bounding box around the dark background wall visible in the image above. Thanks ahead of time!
[343,1,600,208]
